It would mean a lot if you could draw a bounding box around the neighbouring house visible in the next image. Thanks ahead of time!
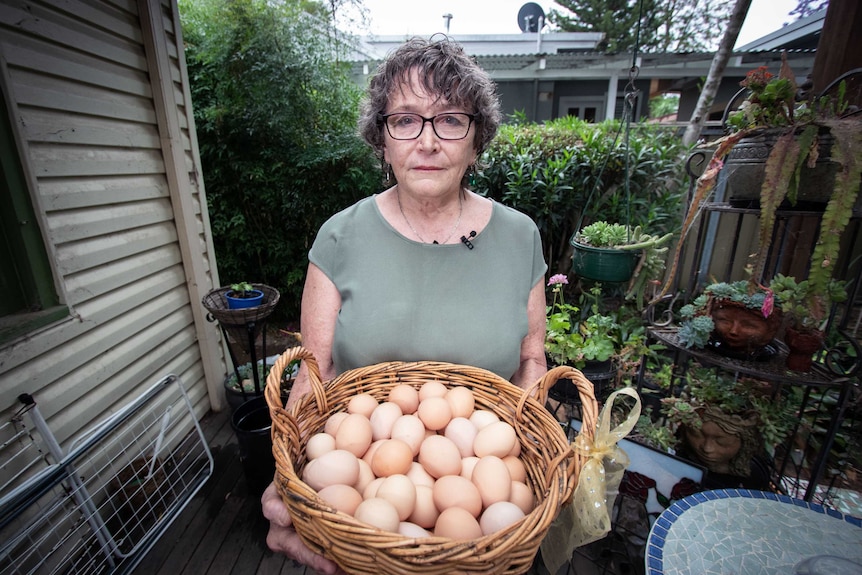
[349,9,826,129]
[0,0,228,473]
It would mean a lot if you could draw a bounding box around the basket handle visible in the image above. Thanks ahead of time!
[265,346,330,421]
[522,366,600,485]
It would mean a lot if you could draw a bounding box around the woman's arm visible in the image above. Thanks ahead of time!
[510,279,548,391]
[286,263,340,409]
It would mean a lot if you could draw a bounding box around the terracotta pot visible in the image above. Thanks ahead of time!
[784,325,824,372]
[708,299,782,360]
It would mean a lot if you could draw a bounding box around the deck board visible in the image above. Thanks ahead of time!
[133,408,308,575]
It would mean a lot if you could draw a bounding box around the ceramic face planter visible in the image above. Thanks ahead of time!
[708,300,782,360]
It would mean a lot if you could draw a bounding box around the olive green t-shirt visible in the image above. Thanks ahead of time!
[309,196,547,380]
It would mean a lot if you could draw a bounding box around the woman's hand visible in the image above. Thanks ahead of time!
[261,483,346,574]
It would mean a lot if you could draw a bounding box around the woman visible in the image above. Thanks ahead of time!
[263,36,548,573]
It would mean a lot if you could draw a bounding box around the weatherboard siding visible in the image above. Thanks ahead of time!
[0,0,226,464]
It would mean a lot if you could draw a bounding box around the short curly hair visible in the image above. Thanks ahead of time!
[358,36,502,162]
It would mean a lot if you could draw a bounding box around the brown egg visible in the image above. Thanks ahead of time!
[473,421,517,458]
[469,409,500,430]
[362,439,386,466]
[443,417,477,458]
[407,484,439,529]
[376,474,417,521]
[369,402,403,440]
[471,456,512,508]
[347,393,379,418]
[502,455,527,483]
[335,413,373,457]
[418,380,448,400]
[306,432,335,460]
[303,449,359,491]
[390,414,426,455]
[509,481,535,514]
[434,507,483,540]
[479,501,526,536]
[417,396,452,431]
[406,461,436,488]
[370,438,414,477]
[317,484,363,516]
[432,475,482,517]
[418,435,462,478]
[363,476,384,499]
[388,384,420,414]
[324,412,349,436]
[355,498,400,532]
[354,459,376,494]
[445,386,475,419]
[460,456,480,480]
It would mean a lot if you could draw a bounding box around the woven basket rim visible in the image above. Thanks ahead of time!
[264,347,599,575]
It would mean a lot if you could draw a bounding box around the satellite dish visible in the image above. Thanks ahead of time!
[517,2,546,33]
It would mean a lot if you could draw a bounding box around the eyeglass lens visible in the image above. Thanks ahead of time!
[385,113,472,140]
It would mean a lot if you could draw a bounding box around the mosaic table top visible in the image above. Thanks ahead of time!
[646,489,862,575]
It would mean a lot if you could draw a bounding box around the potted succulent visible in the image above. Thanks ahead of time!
[660,365,796,482]
[570,221,673,288]
[225,282,265,309]
[769,274,848,371]
[676,279,781,360]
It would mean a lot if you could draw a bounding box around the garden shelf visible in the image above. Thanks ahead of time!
[637,150,862,512]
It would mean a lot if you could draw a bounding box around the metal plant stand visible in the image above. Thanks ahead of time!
[202,284,281,405]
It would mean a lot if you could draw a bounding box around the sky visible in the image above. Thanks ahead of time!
[343,0,800,49]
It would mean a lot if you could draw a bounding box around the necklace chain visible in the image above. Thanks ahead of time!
[397,189,463,245]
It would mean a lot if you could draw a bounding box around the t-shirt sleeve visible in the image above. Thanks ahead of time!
[308,212,343,283]
[531,224,548,287]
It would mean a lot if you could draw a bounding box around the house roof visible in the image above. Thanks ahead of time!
[347,12,823,84]
[735,8,826,52]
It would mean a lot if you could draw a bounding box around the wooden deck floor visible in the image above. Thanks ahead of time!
[132,407,312,575]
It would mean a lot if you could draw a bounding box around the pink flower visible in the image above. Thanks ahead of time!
[548,274,569,286]
[761,289,774,318]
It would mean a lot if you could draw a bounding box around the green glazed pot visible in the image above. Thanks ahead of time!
[571,242,640,283]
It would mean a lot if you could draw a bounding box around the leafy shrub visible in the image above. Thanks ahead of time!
[476,115,688,274]
[180,0,380,319]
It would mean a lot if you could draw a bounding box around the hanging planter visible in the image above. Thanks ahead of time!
[571,240,641,283]
[570,221,672,287]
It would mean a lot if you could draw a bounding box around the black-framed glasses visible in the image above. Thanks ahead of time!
[380,112,476,140]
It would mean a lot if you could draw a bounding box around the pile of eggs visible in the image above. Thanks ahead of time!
[301,381,535,540]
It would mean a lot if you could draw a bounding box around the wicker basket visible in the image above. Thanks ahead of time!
[264,347,598,575]
[201,283,280,327]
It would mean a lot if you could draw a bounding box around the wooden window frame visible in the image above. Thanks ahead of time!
[0,93,67,344]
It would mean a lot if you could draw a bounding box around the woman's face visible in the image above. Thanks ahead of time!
[684,420,743,474]
[382,68,477,199]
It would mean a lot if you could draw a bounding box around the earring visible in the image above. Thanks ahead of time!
[383,162,391,185]
[468,164,477,187]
